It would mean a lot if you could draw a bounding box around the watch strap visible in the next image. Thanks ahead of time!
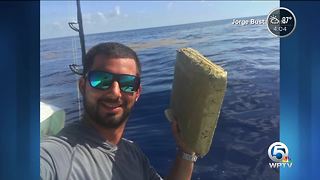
[181,151,198,162]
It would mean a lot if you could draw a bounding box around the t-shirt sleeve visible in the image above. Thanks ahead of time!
[40,137,73,180]
[40,146,56,180]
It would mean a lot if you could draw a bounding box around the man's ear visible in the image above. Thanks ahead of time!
[135,85,142,102]
[79,77,85,95]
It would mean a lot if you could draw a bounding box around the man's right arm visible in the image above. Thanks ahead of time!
[40,137,72,180]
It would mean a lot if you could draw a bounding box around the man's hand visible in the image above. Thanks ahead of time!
[166,112,195,180]
[170,119,194,154]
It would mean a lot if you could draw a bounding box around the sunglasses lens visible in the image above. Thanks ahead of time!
[119,76,137,93]
[89,71,113,90]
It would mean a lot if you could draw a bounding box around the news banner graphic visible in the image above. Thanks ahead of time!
[268,142,293,168]
[267,7,296,38]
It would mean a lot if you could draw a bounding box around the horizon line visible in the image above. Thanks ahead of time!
[41,14,267,41]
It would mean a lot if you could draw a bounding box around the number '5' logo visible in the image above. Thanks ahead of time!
[268,142,289,162]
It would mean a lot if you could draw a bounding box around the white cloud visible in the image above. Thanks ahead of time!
[82,13,93,24]
[69,6,121,27]
[70,17,77,23]
[52,21,63,29]
[115,6,120,16]
[97,11,107,21]
[44,5,126,38]
[167,2,173,10]
[82,12,109,24]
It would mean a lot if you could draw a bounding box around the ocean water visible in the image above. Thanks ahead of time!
[41,16,279,180]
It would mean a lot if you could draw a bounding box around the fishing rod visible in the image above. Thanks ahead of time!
[68,0,85,75]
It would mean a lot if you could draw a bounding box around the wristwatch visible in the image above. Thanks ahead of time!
[181,151,198,162]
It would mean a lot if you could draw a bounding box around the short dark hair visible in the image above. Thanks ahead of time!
[83,42,141,77]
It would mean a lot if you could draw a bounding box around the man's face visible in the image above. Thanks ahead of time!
[80,55,141,129]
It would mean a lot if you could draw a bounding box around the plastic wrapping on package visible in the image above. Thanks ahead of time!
[165,48,227,156]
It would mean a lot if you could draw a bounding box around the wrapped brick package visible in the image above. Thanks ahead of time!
[165,48,227,157]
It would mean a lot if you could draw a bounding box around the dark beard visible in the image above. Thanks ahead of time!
[83,97,131,129]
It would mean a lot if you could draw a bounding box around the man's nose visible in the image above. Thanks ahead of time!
[108,81,122,97]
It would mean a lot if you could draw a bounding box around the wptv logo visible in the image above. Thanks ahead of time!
[268,142,293,168]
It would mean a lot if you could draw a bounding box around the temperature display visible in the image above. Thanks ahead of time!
[281,17,293,24]
[267,7,296,38]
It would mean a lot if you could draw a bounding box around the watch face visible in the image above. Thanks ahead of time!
[267,7,296,38]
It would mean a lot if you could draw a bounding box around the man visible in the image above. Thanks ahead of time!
[41,42,197,180]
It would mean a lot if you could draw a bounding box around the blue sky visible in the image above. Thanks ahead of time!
[41,1,279,39]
